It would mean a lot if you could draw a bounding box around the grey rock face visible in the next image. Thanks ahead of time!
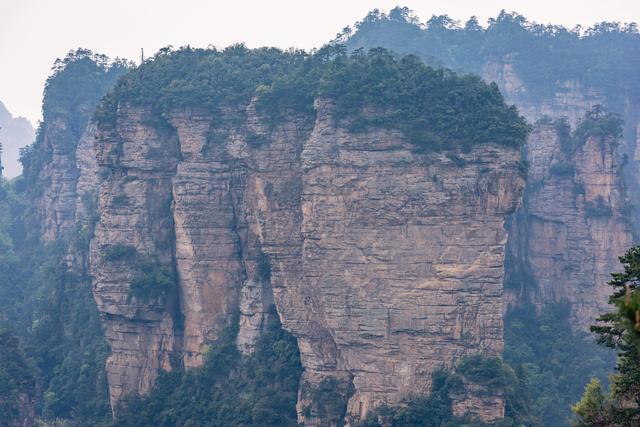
[505,123,633,330]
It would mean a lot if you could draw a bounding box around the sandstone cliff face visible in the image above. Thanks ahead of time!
[505,122,633,329]
[482,57,636,327]
[90,105,182,409]
[90,98,523,423]
[27,104,100,244]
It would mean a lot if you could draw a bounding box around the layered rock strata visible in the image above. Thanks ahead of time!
[90,99,523,423]
[505,122,633,329]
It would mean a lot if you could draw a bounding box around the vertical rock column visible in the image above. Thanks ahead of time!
[505,122,633,329]
[91,105,182,410]
[167,110,247,367]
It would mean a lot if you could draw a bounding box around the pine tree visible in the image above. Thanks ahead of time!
[572,246,640,425]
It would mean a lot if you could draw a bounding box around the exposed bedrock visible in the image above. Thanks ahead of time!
[90,98,523,424]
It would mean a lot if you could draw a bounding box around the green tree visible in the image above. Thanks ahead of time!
[572,246,640,425]
[572,379,612,426]
[0,326,36,424]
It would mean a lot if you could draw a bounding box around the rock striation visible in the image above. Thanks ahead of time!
[89,97,524,423]
[482,57,636,328]
[505,121,633,330]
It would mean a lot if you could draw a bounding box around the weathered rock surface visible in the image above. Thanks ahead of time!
[451,378,505,423]
[90,106,182,410]
[90,98,523,423]
[482,57,604,125]
[481,57,636,328]
[505,122,633,329]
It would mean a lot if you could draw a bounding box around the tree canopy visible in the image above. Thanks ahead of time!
[572,246,640,425]
[344,8,640,109]
[96,44,528,150]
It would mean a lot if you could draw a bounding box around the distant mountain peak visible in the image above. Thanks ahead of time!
[0,100,35,178]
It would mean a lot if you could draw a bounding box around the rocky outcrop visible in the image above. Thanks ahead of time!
[26,105,100,244]
[90,98,523,423]
[90,106,182,410]
[482,56,636,328]
[286,100,522,424]
[451,378,504,423]
[505,122,633,329]
[35,113,83,242]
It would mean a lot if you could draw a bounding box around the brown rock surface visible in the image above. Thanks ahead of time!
[90,105,182,410]
[90,98,523,423]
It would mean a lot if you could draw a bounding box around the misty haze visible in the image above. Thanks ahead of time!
[1,1,640,427]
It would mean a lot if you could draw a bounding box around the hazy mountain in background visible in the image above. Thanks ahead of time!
[0,100,35,178]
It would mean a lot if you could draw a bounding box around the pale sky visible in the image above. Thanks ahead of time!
[1,0,639,126]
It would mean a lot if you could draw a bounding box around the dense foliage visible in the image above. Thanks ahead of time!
[0,326,36,424]
[572,105,624,146]
[344,8,640,110]
[356,355,534,427]
[114,308,302,427]
[572,246,640,425]
[20,49,129,190]
[0,178,112,425]
[354,370,465,427]
[0,50,125,425]
[96,44,528,150]
[504,303,614,426]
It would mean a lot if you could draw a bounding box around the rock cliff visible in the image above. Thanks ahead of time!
[505,121,633,329]
[483,57,636,327]
[89,91,523,423]
[345,15,639,333]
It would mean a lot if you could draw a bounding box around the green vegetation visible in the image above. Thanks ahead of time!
[0,178,112,425]
[316,49,528,149]
[255,251,272,282]
[301,377,354,425]
[572,246,640,425]
[344,8,640,109]
[504,303,614,426]
[457,356,515,392]
[550,163,575,177]
[111,194,130,207]
[0,50,125,426]
[101,244,176,302]
[94,44,306,130]
[20,49,129,191]
[96,44,528,150]
[572,105,623,146]
[128,258,175,301]
[354,370,464,427]
[102,243,137,262]
[114,307,302,427]
[584,197,613,218]
[356,355,535,427]
[0,327,36,424]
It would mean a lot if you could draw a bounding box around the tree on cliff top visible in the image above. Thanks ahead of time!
[95,44,529,151]
[20,49,130,191]
[344,8,640,108]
